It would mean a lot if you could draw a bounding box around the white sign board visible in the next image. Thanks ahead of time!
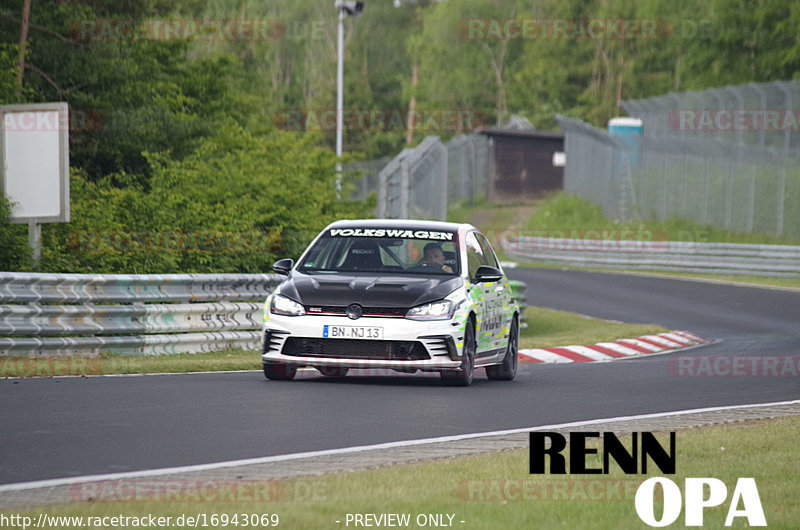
[1,102,70,223]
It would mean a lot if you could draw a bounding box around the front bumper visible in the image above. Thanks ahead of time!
[261,314,466,372]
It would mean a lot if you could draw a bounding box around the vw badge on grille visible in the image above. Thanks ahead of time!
[346,304,363,320]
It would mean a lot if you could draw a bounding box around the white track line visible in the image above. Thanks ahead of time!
[598,270,800,293]
[1,370,261,380]
[1,398,797,494]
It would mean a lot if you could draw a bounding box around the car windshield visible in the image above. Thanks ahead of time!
[298,228,460,275]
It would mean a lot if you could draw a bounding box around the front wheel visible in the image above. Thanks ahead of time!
[486,318,518,381]
[263,362,297,381]
[441,320,475,386]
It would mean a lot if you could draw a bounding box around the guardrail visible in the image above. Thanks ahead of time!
[0,273,283,356]
[508,280,528,329]
[502,236,800,277]
[1,272,530,357]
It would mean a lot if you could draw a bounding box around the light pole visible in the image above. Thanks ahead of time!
[334,1,363,195]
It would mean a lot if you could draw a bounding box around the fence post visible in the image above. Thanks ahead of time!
[439,140,449,220]
[776,82,793,236]
[400,155,410,219]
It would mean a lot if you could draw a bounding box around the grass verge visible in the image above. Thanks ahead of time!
[519,306,667,349]
[512,260,800,291]
[448,193,800,290]
[0,349,260,378]
[633,270,800,290]
[7,416,798,529]
[447,198,526,235]
[521,193,800,246]
[0,306,667,377]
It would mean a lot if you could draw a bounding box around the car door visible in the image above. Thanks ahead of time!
[474,231,513,350]
[464,231,504,356]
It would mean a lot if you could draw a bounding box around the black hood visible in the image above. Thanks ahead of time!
[277,271,464,309]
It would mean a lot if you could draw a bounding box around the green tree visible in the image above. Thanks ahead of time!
[41,126,371,273]
[680,0,800,88]
[413,0,526,129]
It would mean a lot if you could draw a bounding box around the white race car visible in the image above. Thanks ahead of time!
[261,219,519,386]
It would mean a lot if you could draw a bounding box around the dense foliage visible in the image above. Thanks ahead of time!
[1,0,797,272]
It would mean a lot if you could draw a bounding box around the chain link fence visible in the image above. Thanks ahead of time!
[558,79,800,240]
[345,156,391,201]
[376,136,445,220]
[372,134,489,220]
[447,134,489,206]
[556,116,626,220]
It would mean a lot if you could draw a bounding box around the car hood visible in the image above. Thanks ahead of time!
[277,272,464,309]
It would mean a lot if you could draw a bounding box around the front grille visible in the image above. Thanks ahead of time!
[304,305,407,318]
[282,337,429,360]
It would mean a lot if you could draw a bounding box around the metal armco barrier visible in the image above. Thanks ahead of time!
[508,280,528,329]
[0,273,283,356]
[0,272,279,303]
[502,236,800,277]
[1,272,530,357]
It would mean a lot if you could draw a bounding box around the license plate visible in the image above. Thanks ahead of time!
[323,325,383,339]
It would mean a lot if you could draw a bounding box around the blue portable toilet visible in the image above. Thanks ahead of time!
[608,117,643,169]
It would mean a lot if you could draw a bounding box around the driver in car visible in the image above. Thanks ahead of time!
[420,242,454,273]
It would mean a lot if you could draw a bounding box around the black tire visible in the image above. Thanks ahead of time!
[318,366,349,377]
[263,362,297,381]
[441,320,475,386]
[486,318,518,381]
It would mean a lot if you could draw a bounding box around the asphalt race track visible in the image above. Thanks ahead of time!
[1,269,799,485]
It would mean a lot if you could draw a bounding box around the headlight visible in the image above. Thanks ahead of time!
[270,294,306,316]
[405,300,454,321]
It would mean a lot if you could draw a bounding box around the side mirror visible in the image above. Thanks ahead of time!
[273,258,294,276]
[474,265,503,283]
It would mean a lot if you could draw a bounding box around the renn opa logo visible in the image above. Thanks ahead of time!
[529,432,766,527]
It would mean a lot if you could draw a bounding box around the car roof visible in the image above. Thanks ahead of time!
[324,219,476,233]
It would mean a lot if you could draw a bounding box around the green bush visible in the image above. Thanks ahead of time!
[0,196,33,271]
[40,126,373,273]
